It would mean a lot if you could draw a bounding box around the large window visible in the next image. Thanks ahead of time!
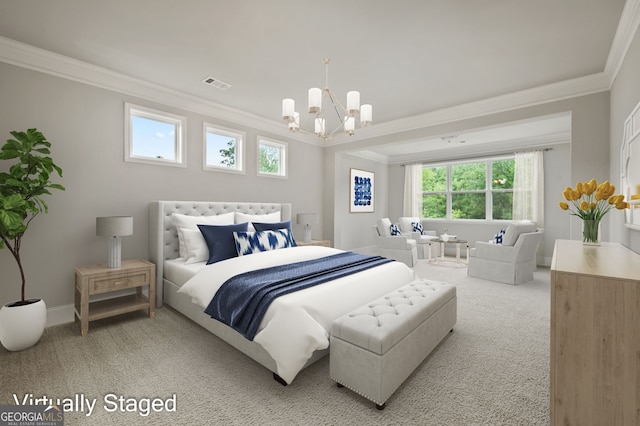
[203,123,245,173]
[257,136,287,178]
[124,103,186,167]
[421,157,514,220]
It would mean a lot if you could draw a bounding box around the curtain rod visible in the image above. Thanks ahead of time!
[401,147,553,167]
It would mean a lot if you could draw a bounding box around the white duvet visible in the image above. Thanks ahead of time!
[178,246,416,384]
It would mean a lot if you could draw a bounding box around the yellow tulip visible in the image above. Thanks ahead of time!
[558,202,569,210]
[572,190,580,201]
[594,191,603,201]
[580,201,589,210]
[590,202,596,209]
[616,202,629,210]
[563,187,572,201]
[576,182,584,195]
[607,184,616,196]
[589,179,598,193]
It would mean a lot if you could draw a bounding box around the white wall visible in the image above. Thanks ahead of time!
[610,25,640,253]
[0,62,325,316]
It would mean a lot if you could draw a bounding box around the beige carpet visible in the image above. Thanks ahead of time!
[0,259,550,425]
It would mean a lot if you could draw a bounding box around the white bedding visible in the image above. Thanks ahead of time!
[178,245,416,384]
[164,258,206,287]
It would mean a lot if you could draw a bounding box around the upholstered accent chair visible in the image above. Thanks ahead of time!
[397,216,439,259]
[468,222,544,285]
[371,218,418,267]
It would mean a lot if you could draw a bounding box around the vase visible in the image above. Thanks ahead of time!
[582,219,601,245]
[0,299,47,351]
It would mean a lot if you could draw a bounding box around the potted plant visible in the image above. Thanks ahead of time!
[0,129,64,351]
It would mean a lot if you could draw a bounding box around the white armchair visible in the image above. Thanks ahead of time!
[468,222,543,285]
[397,216,439,259]
[371,218,418,267]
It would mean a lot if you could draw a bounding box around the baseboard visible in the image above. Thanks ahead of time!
[46,304,74,327]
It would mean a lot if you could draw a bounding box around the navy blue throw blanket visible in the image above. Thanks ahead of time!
[204,252,393,340]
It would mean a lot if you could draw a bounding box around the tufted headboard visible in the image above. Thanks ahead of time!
[149,201,292,307]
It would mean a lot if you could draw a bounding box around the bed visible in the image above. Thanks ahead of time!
[149,201,417,384]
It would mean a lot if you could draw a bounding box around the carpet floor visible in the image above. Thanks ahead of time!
[1,259,550,425]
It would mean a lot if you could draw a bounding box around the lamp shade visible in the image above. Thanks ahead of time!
[297,213,319,225]
[96,216,133,237]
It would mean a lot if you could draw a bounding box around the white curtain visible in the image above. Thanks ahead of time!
[513,150,544,263]
[403,164,423,217]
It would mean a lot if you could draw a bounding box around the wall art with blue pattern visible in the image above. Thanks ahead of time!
[349,168,375,212]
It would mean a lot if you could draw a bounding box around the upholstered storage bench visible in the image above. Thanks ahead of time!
[330,279,456,409]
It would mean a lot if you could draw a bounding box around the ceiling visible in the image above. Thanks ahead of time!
[0,0,632,162]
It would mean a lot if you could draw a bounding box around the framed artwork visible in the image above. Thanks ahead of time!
[350,168,374,212]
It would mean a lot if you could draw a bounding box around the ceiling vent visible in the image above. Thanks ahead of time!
[202,76,231,90]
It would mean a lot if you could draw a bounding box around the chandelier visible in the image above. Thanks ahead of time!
[282,58,372,140]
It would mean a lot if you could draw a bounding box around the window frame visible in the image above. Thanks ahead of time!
[124,102,187,167]
[421,155,514,221]
[257,136,288,179]
[203,123,246,174]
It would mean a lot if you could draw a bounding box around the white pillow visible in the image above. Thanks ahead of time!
[180,228,208,264]
[171,212,235,258]
[235,211,281,232]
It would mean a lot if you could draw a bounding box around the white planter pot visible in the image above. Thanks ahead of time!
[0,299,47,351]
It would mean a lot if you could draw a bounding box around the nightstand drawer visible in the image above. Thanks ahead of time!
[89,271,149,294]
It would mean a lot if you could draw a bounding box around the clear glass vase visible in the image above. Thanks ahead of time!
[582,219,601,245]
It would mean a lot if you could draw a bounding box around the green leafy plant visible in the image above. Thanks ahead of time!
[0,129,64,303]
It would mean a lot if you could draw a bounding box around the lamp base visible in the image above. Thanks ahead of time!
[304,225,312,243]
[107,236,122,269]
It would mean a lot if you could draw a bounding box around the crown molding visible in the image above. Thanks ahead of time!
[605,0,640,84]
[324,72,610,147]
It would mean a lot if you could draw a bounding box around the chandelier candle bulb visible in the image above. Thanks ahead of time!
[344,116,355,135]
[308,88,322,113]
[315,118,325,136]
[347,91,360,115]
[361,104,372,126]
[282,98,295,121]
[288,112,300,131]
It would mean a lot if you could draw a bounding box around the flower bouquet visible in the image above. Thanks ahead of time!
[558,179,628,244]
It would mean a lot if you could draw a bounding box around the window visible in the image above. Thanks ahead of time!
[124,103,186,167]
[421,157,515,220]
[203,123,245,173]
[257,137,287,178]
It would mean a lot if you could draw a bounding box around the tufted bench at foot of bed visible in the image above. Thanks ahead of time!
[329,279,457,409]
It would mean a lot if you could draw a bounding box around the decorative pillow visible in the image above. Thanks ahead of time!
[253,220,291,232]
[235,211,281,232]
[172,212,235,258]
[234,229,297,256]
[377,218,393,236]
[390,223,402,236]
[412,221,425,235]
[493,229,506,245]
[198,223,249,264]
[180,228,208,264]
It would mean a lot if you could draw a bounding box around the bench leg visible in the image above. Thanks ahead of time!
[376,403,386,410]
[336,383,344,388]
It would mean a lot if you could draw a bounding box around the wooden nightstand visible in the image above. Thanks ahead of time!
[297,239,331,247]
[74,259,155,336]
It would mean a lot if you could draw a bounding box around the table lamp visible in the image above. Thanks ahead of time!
[297,213,319,243]
[96,216,133,268]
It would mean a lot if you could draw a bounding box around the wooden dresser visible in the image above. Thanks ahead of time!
[550,240,640,426]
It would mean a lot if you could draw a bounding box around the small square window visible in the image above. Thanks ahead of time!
[257,136,287,178]
[124,103,186,167]
[204,123,245,173]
